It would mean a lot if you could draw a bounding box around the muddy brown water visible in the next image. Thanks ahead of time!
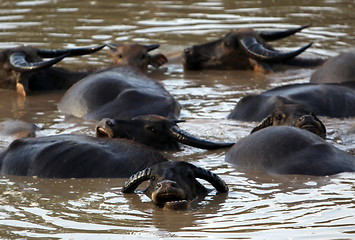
[0,0,354,239]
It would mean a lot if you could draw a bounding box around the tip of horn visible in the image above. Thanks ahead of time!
[105,43,118,50]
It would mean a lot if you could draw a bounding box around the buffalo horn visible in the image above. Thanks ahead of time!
[9,52,70,72]
[106,43,118,51]
[122,168,152,193]
[239,36,312,62]
[146,44,160,52]
[37,44,105,58]
[168,125,235,150]
[250,115,273,134]
[192,165,228,193]
[259,24,310,42]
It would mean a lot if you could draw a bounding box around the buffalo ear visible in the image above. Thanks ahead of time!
[250,115,273,134]
[148,53,168,68]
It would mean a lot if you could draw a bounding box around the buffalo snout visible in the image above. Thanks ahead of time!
[151,180,187,207]
[296,114,326,139]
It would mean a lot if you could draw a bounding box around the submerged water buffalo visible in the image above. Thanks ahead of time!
[0,134,167,178]
[95,115,235,150]
[0,119,39,139]
[0,42,167,96]
[250,104,326,139]
[0,45,105,95]
[122,161,228,210]
[58,66,181,121]
[225,126,355,176]
[106,43,167,71]
[228,82,355,121]
[310,52,355,84]
[183,25,325,71]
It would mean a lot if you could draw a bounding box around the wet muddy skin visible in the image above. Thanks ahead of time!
[0,0,354,239]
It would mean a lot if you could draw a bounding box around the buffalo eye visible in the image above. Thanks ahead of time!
[224,41,232,48]
[275,114,282,121]
[141,53,147,59]
[151,176,155,180]
[148,126,158,134]
[118,54,123,59]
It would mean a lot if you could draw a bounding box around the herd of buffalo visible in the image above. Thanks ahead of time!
[0,25,354,210]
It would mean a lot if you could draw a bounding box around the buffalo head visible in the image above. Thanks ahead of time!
[106,43,167,71]
[122,161,228,210]
[96,114,235,150]
[251,103,326,138]
[0,45,104,95]
[183,25,317,71]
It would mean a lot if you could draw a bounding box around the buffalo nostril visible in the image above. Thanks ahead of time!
[184,48,192,54]
[157,182,162,188]
[298,116,305,122]
[106,119,114,127]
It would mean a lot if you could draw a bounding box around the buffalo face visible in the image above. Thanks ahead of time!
[122,161,228,210]
[0,45,104,95]
[183,25,313,71]
[251,104,326,138]
[107,43,167,71]
[96,114,235,150]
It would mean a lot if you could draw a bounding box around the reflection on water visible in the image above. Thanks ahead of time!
[0,0,354,239]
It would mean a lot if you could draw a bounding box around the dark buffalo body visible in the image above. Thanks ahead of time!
[228,82,355,121]
[310,52,355,84]
[58,66,181,121]
[0,134,167,178]
[225,126,355,176]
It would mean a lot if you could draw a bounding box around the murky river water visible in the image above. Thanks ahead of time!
[0,0,354,239]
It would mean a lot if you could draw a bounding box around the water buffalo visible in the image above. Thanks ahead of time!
[250,104,326,139]
[310,52,355,83]
[225,126,355,176]
[228,82,355,121]
[0,119,39,139]
[106,43,167,71]
[58,66,181,121]
[0,45,105,96]
[183,25,325,71]
[95,114,235,150]
[122,161,228,210]
[0,134,167,178]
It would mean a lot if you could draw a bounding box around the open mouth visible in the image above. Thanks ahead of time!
[301,125,320,135]
[153,192,188,210]
[95,126,112,138]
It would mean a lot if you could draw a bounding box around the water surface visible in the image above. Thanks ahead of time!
[0,0,354,239]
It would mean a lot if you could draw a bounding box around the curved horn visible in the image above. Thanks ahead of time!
[106,43,118,51]
[250,115,273,134]
[9,52,69,72]
[239,36,313,62]
[122,168,152,193]
[169,125,235,150]
[192,165,228,193]
[146,44,160,52]
[259,24,310,42]
[37,45,105,58]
